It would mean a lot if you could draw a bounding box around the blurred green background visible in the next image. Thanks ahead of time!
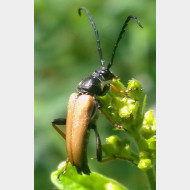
[34,0,156,190]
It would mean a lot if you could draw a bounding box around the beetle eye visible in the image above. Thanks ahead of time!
[101,70,116,81]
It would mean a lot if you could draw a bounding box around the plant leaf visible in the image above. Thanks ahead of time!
[51,162,128,190]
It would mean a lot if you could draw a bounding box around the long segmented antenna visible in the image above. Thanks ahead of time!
[107,15,143,70]
[78,7,104,67]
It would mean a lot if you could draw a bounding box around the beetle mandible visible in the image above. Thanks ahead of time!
[52,7,143,179]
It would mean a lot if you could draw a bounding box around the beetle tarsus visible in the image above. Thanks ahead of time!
[57,169,66,181]
[57,171,63,181]
[57,158,69,180]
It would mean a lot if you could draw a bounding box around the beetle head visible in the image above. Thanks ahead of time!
[92,67,116,81]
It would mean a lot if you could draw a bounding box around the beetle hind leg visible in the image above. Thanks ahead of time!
[57,158,70,180]
[52,118,66,139]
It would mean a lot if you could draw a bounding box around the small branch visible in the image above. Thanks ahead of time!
[146,168,156,190]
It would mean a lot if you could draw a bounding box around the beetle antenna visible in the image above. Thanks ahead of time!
[78,7,105,67]
[107,15,143,70]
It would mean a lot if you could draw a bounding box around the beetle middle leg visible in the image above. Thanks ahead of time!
[100,109,126,131]
[95,98,126,131]
[52,118,66,139]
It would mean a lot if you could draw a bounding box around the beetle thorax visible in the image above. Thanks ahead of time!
[77,67,115,96]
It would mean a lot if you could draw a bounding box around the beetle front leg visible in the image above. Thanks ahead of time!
[100,83,138,96]
[89,123,102,162]
[110,84,138,94]
[52,118,66,139]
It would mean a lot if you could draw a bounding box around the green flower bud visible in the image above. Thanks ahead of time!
[127,78,143,100]
[125,144,130,152]
[141,110,156,138]
[138,138,149,151]
[102,144,116,156]
[139,151,149,159]
[143,110,154,125]
[152,118,156,133]
[102,136,125,156]
[141,125,153,138]
[147,136,156,150]
[128,100,139,118]
[119,106,131,118]
[98,94,112,108]
[106,135,120,144]
[120,144,131,158]
[112,97,125,109]
[121,96,128,104]
[138,158,152,172]
[151,151,156,159]
[153,118,156,127]
[118,99,139,119]
[110,79,125,96]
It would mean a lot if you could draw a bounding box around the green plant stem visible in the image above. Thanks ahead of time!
[146,168,156,190]
[130,130,156,190]
[130,129,144,152]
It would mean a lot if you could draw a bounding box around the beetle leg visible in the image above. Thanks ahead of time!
[100,156,116,163]
[94,98,102,109]
[52,118,66,139]
[99,155,137,166]
[89,123,102,161]
[110,83,138,94]
[101,84,110,96]
[57,157,70,180]
[100,109,127,131]
[94,98,127,131]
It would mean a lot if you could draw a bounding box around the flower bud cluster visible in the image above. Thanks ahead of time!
[138,110,156,171]
[98,78,143,131]
[98,78,156,172]
[102,135,138,163]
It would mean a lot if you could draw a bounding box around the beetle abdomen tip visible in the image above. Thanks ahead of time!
[76,165,91,175]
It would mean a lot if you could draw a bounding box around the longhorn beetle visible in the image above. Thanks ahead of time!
[52,7,143,179]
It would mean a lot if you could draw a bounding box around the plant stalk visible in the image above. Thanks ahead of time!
[146,167,156,190]
[131,131,156,190]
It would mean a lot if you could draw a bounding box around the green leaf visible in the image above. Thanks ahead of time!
[141,95,147,116]
[51,162,128,190]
